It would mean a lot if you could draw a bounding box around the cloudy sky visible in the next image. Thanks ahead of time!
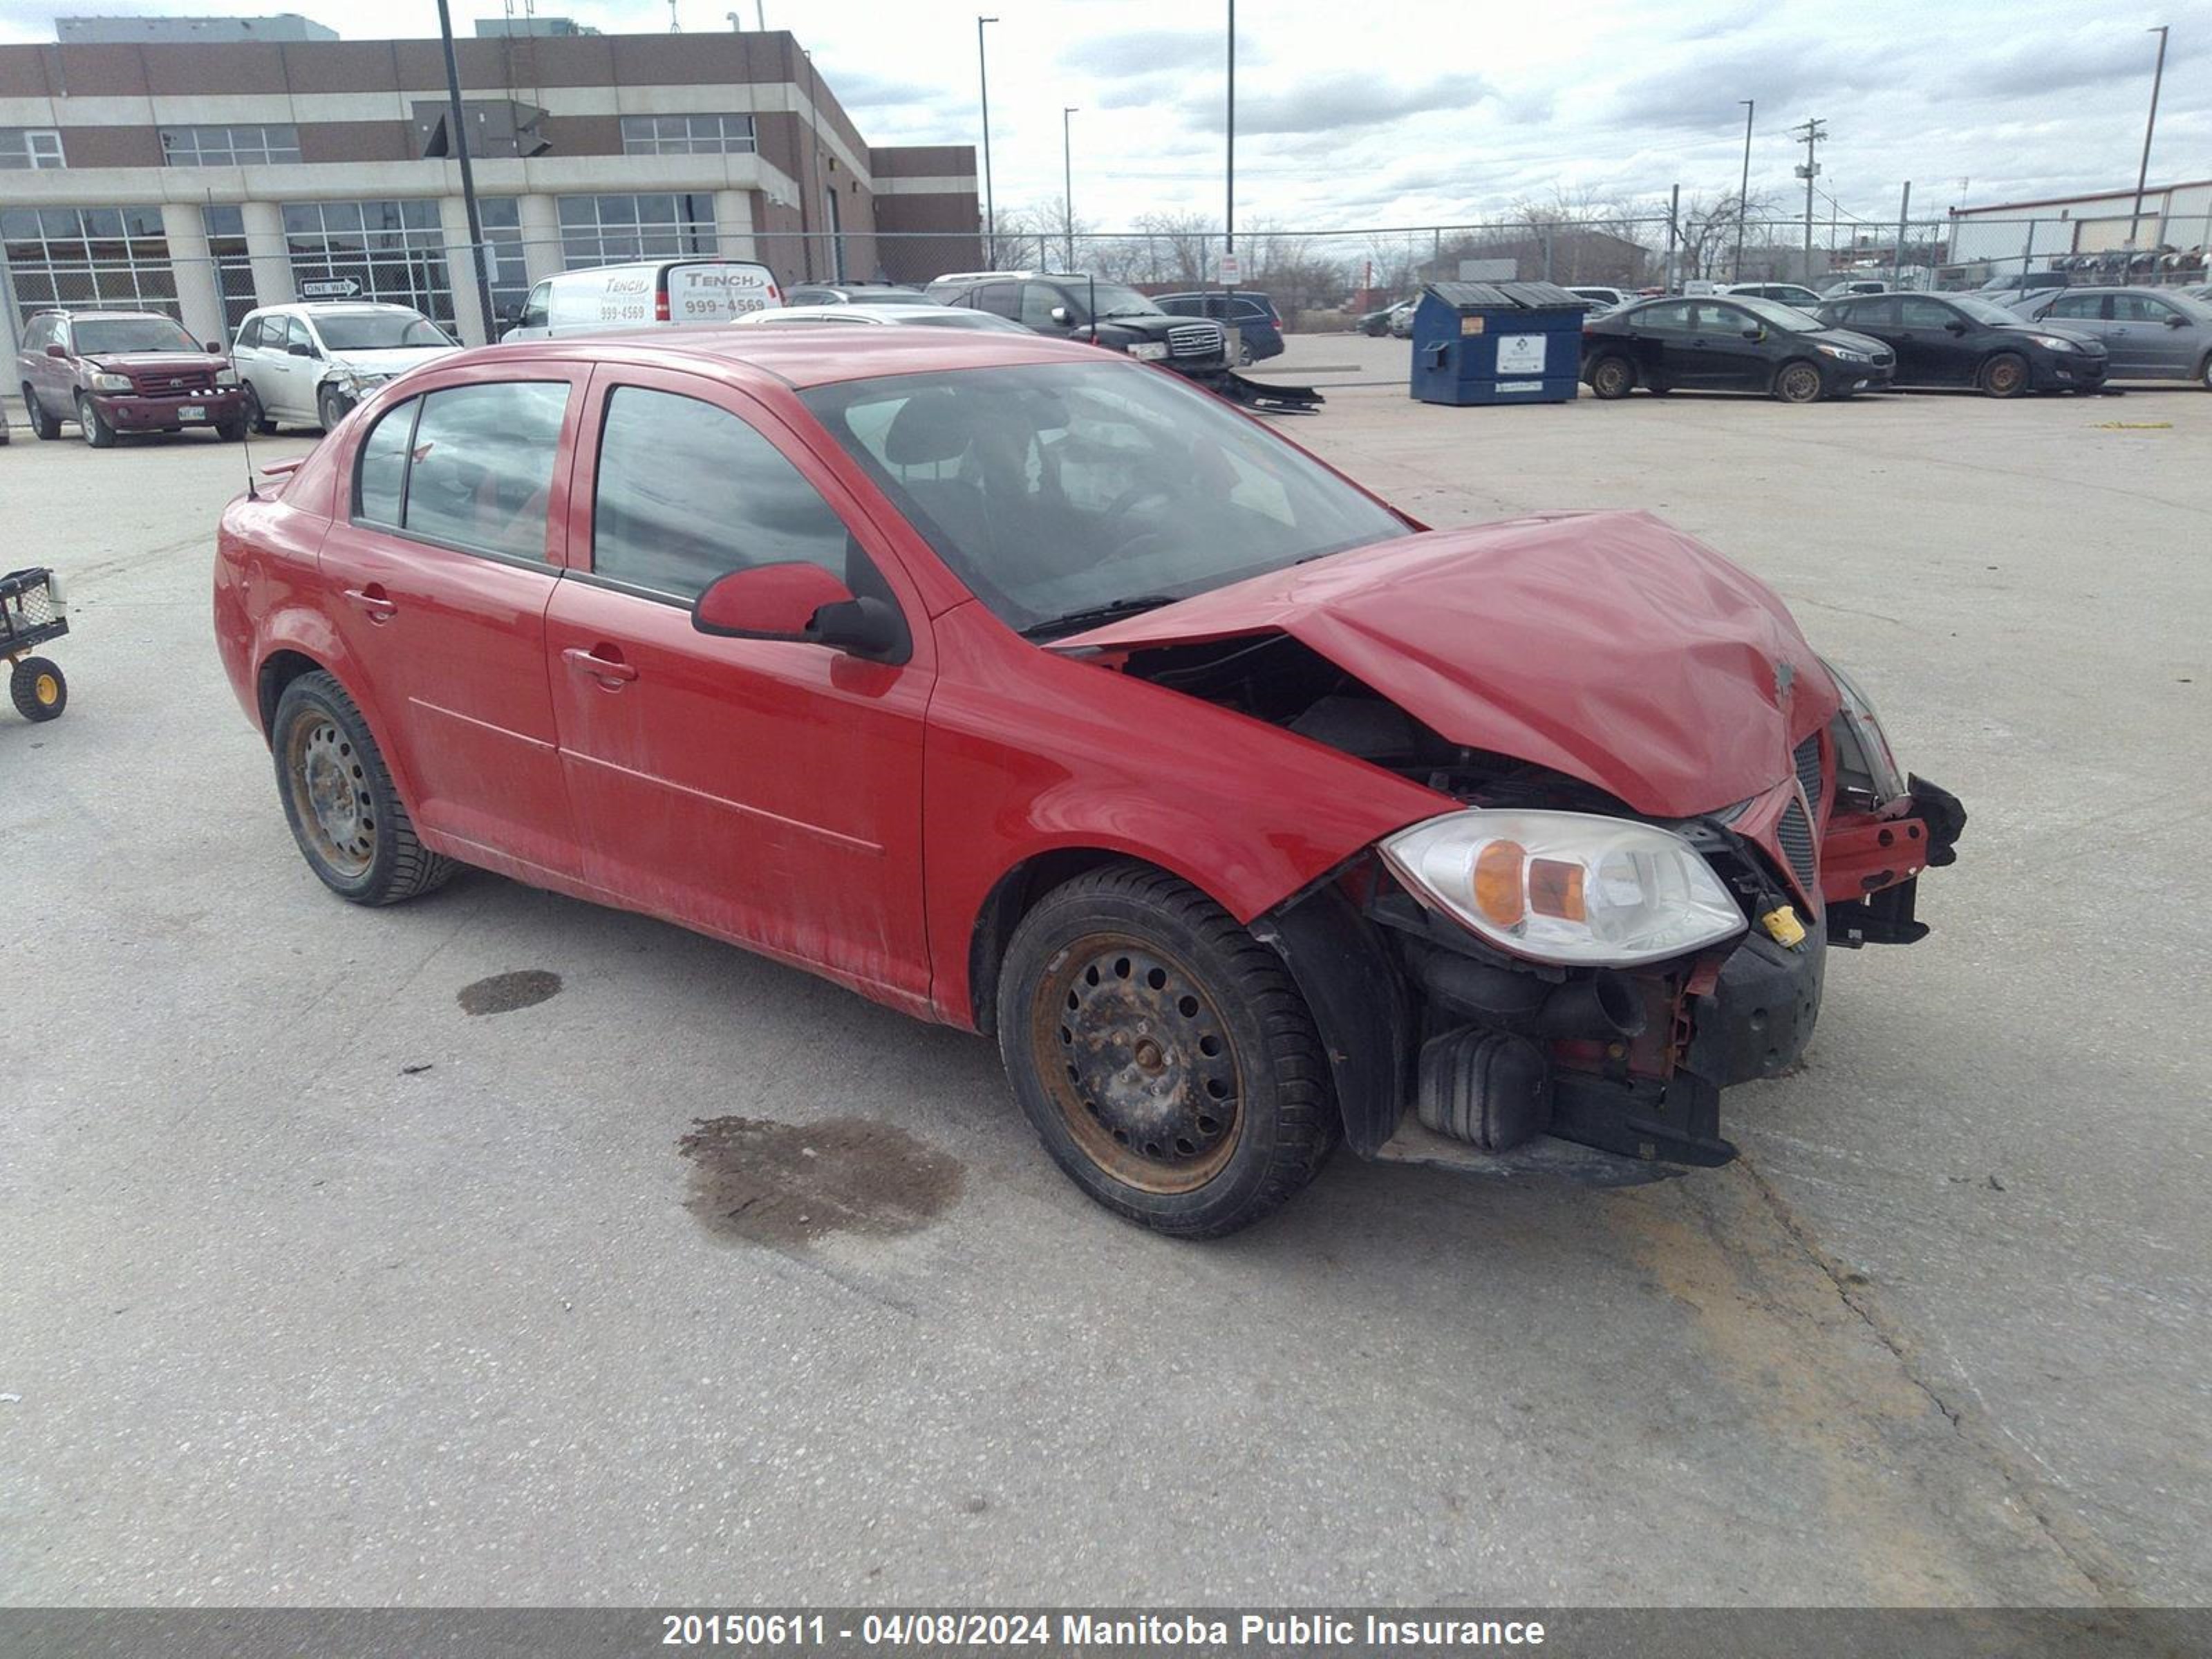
[3,0,2204,232]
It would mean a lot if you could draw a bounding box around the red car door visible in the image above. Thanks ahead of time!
[543,364,934,1009]
[317,362,589,879]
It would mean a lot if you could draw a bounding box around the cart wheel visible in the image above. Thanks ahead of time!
[10,657,66,722]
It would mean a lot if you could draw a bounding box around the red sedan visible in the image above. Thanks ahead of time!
[214,328,1964,1235]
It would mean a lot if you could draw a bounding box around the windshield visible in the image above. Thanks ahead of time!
[314,312,456,352]
[1949,296,2022,327]
[801,361,1410,637]
[74,317,198,355]
[1730,296,1824,331]
[1074,281,1163,321]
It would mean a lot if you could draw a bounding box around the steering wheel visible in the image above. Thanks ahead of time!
[1096,481,1177,561]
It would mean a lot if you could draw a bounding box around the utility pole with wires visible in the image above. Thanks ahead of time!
[1792,117,1826,274]
[2130,25,2169,250]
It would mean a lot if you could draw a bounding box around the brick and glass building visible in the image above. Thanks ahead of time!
[0,15,982,353]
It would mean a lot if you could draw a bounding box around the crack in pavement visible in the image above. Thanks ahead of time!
[1735,1154,2141,1606]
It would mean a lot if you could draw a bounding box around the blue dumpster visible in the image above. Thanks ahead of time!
[1408,281,1584,406]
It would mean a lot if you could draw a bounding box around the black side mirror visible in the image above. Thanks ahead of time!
[1944,321,1969,335]
[288,341,316,357]
[203,339,221,353]
[812,596,906,662]
[1741,325,1763,341]
[2166,312,2190,328]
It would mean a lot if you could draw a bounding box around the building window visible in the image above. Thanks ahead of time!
[202,205,260,339]
[477,198,532,324]
[556,193,717,265]
[0,128,66,169]
[159,124,301,167]
[282,199,454,330]
[618,114,756,156]
[1,205,175,325]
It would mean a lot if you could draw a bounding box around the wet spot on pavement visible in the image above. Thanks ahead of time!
[457,969,562,1015]
[679,1116,963,1246]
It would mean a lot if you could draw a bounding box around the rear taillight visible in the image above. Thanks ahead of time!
[767,283,781,302]
[655,285,671,322]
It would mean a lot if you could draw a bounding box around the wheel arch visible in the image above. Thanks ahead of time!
[964,847,1409,1156]
[250,628,424,818]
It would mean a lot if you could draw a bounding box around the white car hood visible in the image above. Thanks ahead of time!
[325,346,462,377]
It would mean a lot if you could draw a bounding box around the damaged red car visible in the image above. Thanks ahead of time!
[213,329,1965,1236]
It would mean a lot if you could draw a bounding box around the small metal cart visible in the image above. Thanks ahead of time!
[1,567,69,722]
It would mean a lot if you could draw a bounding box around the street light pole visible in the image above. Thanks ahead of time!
[977,16,998,268]
[2130,25,2169,251]
[433,0,498,343]
[1222,0,1236,350]
[1062,106,1078,270]
[1734,98,1753,283]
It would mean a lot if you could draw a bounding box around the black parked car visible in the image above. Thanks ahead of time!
[1151,289,1284,364]
[924,271,1227,373]
[1580,295,1894,402]
[1812,292,2107,396]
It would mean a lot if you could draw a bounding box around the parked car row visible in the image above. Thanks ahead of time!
[1577,283,2212,402]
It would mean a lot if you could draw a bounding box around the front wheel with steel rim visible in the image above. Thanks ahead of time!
[996,862,1337,1237]
[271,670,454,906]
[1588,355,1635,400]
[10,656,66,722]
[1772,360,1824,404]
[1978,351,2030,398]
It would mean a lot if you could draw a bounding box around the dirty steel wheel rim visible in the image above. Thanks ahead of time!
[1781,364,1820,402]
[1595,360,1628,396]
[1988,357,2024,395]
[1031,932,1244,1194]
[284,713,375,879]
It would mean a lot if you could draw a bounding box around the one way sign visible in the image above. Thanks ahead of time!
[299,278,362,299]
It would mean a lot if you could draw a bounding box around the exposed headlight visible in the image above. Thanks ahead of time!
[1380,809,1745,968]
[1127,341,1170,361]
[2026,334,2074,353]
[1820,658,1908,806]
[214,366,241,386]
[91,371,132,393]
[1815,343,1871,364]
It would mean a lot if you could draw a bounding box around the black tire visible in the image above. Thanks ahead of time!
[22,386,61,441]
[10,657,66,722]
[2197,352,2211,392]
[1588,355,1635,400]
[1236,339,1255,368]
[317,385,350,433]
[1772,359,1824,404]
[215,416,246,442]
[270,670,455,906]
[1979,351,2030,399]
[76,393,115,448]
[242,382,277,435]
[995,861,1337,1237]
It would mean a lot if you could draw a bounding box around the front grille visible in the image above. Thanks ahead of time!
[133,368,216,397]
[1792,731,1824,811]
[1167,323,1221,357]
[1777,797,1817,890]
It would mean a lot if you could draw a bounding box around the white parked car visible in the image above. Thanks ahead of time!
[733,303,1032,335]
[232,302,460,433]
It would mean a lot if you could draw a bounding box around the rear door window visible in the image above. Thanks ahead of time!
[354,381,570,561]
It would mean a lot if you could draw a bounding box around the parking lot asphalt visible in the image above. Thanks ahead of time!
[3,346,2207,1607]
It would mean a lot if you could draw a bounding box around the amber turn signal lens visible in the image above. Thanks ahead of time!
[1472,839,1527,926]
[1528,857,1586,921]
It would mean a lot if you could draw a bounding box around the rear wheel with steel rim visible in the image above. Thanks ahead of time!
[1772,360,1824,404]
[1588,355,1635,400]
[272,670,454,906]
[997,862,1337,1236]
[1979,351,2030,398]
[10,656,66,722]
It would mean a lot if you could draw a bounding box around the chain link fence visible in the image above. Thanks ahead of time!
[7,212,2209,353]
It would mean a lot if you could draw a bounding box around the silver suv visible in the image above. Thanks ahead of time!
[232,302,460,433]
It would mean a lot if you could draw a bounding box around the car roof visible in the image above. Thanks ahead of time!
[254,301,422,314]
[466,324,1096,389]
[39,307,176,321]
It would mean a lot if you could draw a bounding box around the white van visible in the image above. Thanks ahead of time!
[502,259,782,341]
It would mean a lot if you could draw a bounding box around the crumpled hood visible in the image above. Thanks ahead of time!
[324,346,462,378]
[1062,510,1840,818]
